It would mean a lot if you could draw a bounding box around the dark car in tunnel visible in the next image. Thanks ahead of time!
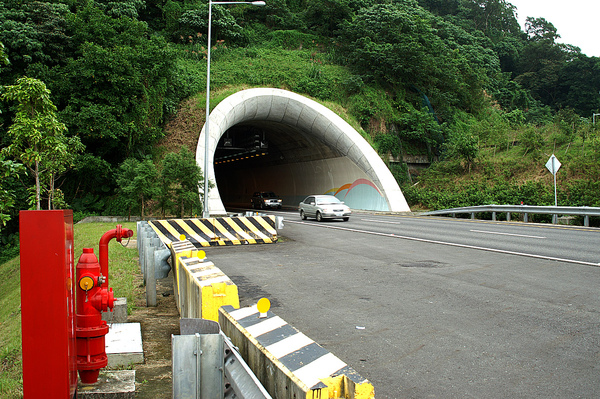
[251,191,283,209]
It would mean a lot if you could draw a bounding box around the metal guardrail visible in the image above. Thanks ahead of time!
[421,205,600,227]
[172,318,272,399]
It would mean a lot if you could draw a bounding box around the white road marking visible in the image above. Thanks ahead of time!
[470,230,546,239]
[287,220,600,267]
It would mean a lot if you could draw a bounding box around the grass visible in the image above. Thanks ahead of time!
[0,221,142,398]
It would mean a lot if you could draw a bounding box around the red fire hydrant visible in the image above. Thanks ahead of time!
[75,247,114,384]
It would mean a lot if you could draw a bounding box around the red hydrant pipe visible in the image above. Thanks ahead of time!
[99,224,134,288]
[76,248,115,384]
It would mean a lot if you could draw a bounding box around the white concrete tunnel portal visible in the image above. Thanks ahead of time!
[196,88,410,215]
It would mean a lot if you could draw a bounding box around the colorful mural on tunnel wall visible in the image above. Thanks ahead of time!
[324,178,390,212]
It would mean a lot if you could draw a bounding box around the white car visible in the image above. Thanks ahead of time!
[299,195,351,222]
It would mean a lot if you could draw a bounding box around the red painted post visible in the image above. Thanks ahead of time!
[19,210,77,398]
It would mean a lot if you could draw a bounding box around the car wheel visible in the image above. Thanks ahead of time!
[316,211,323,222]
[343,217,349,222]
[300,209,307,220]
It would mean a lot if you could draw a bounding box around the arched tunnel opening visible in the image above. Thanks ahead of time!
[214,121,342,209]
[197,88,410,215]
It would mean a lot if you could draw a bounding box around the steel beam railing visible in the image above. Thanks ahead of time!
[421,205,600,227]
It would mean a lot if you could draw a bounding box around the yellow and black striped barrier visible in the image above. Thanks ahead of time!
[219,304,375,399]
[149,216,278,247]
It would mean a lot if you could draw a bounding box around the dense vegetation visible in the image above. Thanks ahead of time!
[2,0,600,249]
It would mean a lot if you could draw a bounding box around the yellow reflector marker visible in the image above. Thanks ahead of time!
[257,297,270,318]
[179,234,186,241]
[197,250,206,259]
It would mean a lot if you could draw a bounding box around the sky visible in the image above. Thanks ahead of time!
[508,0,600,58]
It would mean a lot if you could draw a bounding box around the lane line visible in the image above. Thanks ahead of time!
[357,215,600,233]
[470,230,546,239]
[287,220,600,267]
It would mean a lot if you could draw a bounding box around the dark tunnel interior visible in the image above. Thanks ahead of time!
[214,121,342,207]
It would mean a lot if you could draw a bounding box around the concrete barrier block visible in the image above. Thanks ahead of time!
[77,370,135,399]
[105,323,144,368]
[102,297,127,324]
[149,216,278,247]
[179,256,240,321]
[219,305,374,399]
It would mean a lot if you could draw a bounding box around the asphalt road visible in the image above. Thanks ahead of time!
[206,211,600,398]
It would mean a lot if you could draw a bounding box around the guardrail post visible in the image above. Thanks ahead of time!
[146,238,157,307]
[524,213,528,223]
[506,212,511,221]
[584,215,589,227]
[552,214,558,224]
[471,213,475,220]
[275,216,284,229]
[172,333,224,399]
[492,211,496,221]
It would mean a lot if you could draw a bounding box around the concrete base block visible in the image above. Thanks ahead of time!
[106,323,144,368]
[103,297,128,324]
[77,370,135,399]
[557,216,575,225]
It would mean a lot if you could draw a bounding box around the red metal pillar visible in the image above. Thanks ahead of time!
[19,210,77,398]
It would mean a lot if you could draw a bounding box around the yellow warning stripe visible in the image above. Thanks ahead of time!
[222,217,257,244]
[149,221,173,246]
[152,217,277,247]
[254,215,277,236]
[154,220,183,243]
[172,219,206,245]
[221,218,256,244]
[209,218,242,245]
[189,218,227,246]
[238,217,273,243]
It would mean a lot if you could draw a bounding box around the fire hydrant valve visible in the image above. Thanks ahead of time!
[75,245,117,384]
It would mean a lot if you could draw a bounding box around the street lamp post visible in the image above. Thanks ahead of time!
[203,0,266,218]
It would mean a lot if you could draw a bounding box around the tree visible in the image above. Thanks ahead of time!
[0,154,25,229]
[177,4,244,46]
[444,119,479,172]
[337,2,495,119]
[116,157,160,219]
[1,77,81,210]
[159,146,204,218]
[43,134,85,209]
[514,17,581,109]
[0,1,72,85]
[304,0,353,36]
[0,41,8,67]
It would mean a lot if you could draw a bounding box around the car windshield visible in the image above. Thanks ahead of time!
[316,196,342,205]
[262,192,277,198]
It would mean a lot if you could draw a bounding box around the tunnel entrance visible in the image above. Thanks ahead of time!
[197,88,410,215]
[214,121,342,208]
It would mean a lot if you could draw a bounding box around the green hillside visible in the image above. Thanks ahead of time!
[2,0,600,249]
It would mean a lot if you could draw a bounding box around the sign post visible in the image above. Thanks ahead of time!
[545,154,561,207]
